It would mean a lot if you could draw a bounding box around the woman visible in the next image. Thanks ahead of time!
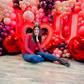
[22,25,71,67]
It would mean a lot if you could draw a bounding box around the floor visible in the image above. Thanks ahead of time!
[0,54,84,84]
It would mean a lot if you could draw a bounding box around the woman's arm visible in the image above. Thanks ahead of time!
[24,34,35,55]
[36,42,42,52]
[36,35,42,52]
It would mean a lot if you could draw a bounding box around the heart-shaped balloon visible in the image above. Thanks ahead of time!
[22,23,53,48]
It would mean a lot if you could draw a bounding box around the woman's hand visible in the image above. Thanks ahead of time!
[36,35,39,42]
[37,55,41,57]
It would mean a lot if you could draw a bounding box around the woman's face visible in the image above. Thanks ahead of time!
[34,27,39,36]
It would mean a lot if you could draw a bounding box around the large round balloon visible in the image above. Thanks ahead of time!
[23,11,34,23]
[3,34,23,54]
[69,36,84,61]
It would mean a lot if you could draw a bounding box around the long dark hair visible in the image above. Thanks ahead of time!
[32,25,42,44]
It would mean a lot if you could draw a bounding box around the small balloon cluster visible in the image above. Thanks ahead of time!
[57,41,71,58]
[46,38,71,58]
[75,1,84,36]
[0,21,15,56]
[38,0,56,15]
[33,8,45,24]
[62,25,70,38]
[0,0,16,26]
[57,41,68,51]
[19,0,44,24]
[62,49,70,58]
[46,30,62,53]
[51,30,62,45]
[13,0,23,9]
[53,48,62,58]
[55,0,76,19]
[19,0,37,11]
[37,0,56,25]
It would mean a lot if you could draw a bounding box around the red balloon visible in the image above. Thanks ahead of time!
[3,34,23,54]
[69,36,84,61]
[78,26,84,36]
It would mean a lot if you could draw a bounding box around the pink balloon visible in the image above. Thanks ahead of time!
[64,26,69,32]
[81,20,84,25]
[39,18,41,22]
[41,12,45,18]
[39,13,42,17]
[75,6,81,12]
[23,11,34,23]
[54,50,58,54]
[39,8,43,13]
[11,21,16,26]
[62,54,66,58]
[78,22,81,27]
[4,18,11,25]
[3,9,8,13]
[51,36,55,40]
[58,50,62,55]
[42,16,49,23]
[30,0,36,7]
[55,54,61,58]
[66,12,70,15]
[75,2,82,7]
[78,26,84,36]
[56,35,60,38]
[60,14,63,17]
[70,4,74,8]
[6,0,13,7]
[57,7,62,13]
[27,7,31,11]
[51,9,56,14]
[32,6,37,13]
[35,22,39,25]
[67,7,71,13]
[81,3,84,10]
[78,11,83,17]
[36,19,39,22]
[38,22,41,24]
[62,12,67,16]
[66,53,70,58]
[5,13,9,18]
[78,0,84,3]
[55,38,59,42]
[63,49,67,54]
[36,10,39,14]
[36,14,39,18]
[10,13,16,20]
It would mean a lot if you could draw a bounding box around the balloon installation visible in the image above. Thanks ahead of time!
[13,0,23,9]
[69,36,84,61]
[3,34,23,54]
[0,21,15,56]
[38,0,55,15]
